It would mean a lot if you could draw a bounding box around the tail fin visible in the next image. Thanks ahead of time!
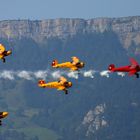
[108,64,115,71]
[52,60,58,67]
[38,80,46,86]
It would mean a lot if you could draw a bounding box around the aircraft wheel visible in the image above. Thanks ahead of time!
[64,90,68,94]
[135,73,139,78]
[0,120,2,125]
[2,58,5,63]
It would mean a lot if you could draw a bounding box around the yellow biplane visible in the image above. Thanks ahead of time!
[52,56,84,71]
[0,44,12,63]
[38,76,72,94]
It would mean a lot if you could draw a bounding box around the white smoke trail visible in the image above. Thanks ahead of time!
[17,71,33,80]
[117,72,125,77]
[51,70,62,79]
[82,70,95,78]
[34,70,48,79]
[0,69,126,81]
[100,70,110,78]
[67,71,79,79]
[0,71,14,80]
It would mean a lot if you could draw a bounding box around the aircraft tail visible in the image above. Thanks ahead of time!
[52,60,58,67]
[108,64,115,71]
[38,80,46,87]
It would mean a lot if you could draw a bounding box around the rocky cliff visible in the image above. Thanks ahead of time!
[77,104,108,137]
[0,16,140,49]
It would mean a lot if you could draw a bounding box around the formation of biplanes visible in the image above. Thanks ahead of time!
[0,43,140,125]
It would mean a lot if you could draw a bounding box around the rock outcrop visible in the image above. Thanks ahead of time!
[77,104,107,137]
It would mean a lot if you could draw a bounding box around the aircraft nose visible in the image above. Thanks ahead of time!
[2,112,8,117]
[80,62,84,67]
[82,62,85,67]
[68,82,72,87]
[8,50,12,55]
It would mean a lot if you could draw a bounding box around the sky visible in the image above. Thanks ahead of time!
[0,0,140,20]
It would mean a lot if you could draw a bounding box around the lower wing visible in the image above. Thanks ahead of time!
[57,86,65,91]
[70,66,78,71]
[128,70,137,76]
[0,54,4,59]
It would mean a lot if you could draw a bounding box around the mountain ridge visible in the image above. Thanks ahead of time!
[0,16,140,49]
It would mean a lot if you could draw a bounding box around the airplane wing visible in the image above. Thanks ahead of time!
[130,58,139,66]
[59,76,67,84]
[57,86,65,91]
[70,67,78,71]
[0,44,5,54]
[128,70,137,76]
[71,56,80,64]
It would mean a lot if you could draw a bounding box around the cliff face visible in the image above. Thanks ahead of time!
[0,16,140,49]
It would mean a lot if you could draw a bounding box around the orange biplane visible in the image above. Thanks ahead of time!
[38,76,72,94]
[52,57,84,71]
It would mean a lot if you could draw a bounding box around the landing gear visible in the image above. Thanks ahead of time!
[2,58,5,63]
[64,89,68,94]
[77,70,81,75]
[0,120,2,125]
[135,73,139,78]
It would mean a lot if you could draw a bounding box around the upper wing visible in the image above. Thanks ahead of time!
[130,58,139,66]
[0,44,5,54]
[59,76,67,84]
[71,56,80,64]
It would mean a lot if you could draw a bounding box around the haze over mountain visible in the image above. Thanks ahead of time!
[0,16,140,140]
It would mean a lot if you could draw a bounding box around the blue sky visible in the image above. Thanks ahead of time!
[0,0,140,20]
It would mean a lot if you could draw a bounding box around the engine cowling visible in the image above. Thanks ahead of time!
[64,82,72,88]
[76,62,84,68]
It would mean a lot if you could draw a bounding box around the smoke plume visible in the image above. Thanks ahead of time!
[0,69,126,81]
